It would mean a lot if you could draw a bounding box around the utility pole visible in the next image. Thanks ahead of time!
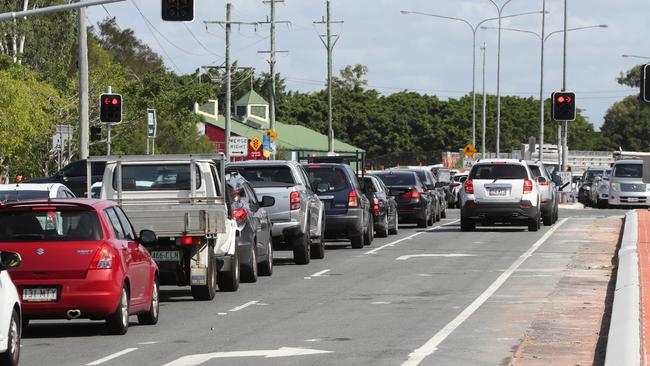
[538,0,546,161]
[205,2,257,162]
[481,42,487,158]
[258,0,289,159]
[314,0,343,154]
[78,2,89,160]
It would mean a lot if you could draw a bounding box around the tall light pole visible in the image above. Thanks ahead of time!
[400,9,542,150]
[481,42,487,157]
[622,54,650,60]
[483,23,607,161]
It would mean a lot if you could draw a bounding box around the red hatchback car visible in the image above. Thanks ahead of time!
[0,199,159,335]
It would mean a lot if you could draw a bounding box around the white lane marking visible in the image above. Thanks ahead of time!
[372,301,391,305]
[401,218,568,366]
[396,254,476,261]
[85,348,138,365]
[162,347,333,365]
[137,341,159,345]
[311,269,331,277]
[304,277,312,280]
[365,219,460,255]
[218,312,228,316]
[229,300,260,312]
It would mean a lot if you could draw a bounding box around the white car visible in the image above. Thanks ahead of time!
[0,251,21,366]
[460,159,542,232]
[0,183,74,203]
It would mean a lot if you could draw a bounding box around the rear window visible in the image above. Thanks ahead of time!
[0,190,49,203]
[227,166,295,185]
[528,165,542,179]
[411,170,431,185]
[114,164,201,191]
[470,164,528,180]
[374,172,416,186]
[613,164,642,178]
[305,167,349,192]
[0,209,102,242]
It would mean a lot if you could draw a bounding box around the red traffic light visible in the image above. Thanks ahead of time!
[556,96,565,103]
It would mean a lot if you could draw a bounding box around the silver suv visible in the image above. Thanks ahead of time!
[608,160,649,207]
[526,161,558,226]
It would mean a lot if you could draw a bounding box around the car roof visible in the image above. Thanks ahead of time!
[227,160,296,166]
[475,159,526,165]
[614,160,642,165]
[0,198,113,210]
[0,183,66,191]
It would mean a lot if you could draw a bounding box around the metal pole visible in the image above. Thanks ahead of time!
[326,0,333,154]
[78,3,89,160]
[496,9,502,157]
[481,42,487,157]
[472,31,476,148]
[269,0,277,159]
[538,0,546,161]
[152,138,155,155]
[0,0,126,22]
[225,2,232,161]
[561,0,568,171]
[146,138,149,155]
[106,85,111,156]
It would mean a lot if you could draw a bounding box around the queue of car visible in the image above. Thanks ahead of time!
[578,159,649,209]
[0,156,565,366]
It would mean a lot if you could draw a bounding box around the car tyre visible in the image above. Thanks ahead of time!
[241,243,258,283]
[107,285,129,335]
[217,249,240,292]
[258,238,273,276]
[417,216,428,228]
[388,213,399,235]
[291,231,311,265]
[363,217,374,246]
[376,215,389,238]
[441,206,447,219]
[542,211,553,226]
[0,309,20,366]
[528,212,540,232]
[311,217,326,259]
[460,216,475,232]
[192,249,218,299]
[138,277,159,325]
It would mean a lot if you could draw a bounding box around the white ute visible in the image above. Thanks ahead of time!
[88,154,238,301]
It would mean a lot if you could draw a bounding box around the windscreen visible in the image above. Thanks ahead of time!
[613,164,642,178]
[436,170,451,183]
[305,167,348,192]
[0,209,102,242]
[585,170,604,181]
[115,164,201,191]
[411,170,431,185]
[0,190,49,203]
[374,172,416,187]
[470,164,528,180]
[227,166,295,184]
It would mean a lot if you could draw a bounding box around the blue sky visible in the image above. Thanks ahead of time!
[89,0,645,130]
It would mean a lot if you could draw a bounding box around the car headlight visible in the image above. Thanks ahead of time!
[611,182,620,191]
[646,184,650,192]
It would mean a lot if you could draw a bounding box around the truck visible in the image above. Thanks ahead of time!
[87,154,238,301]
[225,160,325,265]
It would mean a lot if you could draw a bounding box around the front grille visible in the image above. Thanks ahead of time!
[621,183,646,192]
[621,197,647,203]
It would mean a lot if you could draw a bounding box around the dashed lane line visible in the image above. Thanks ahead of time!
[401,218,568,366]
[85,348,138,366]
[364,219,460,255]
[228,300,260,312]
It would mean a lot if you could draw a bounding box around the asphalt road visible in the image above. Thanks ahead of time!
[19,207,627,366]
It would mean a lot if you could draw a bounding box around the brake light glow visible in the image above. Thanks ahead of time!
[89,245,112,269]
[402,189,421,199]
[523,179,533,194]
[348,190,360,208]
[373,197,380,214]
[232,208,248,221]
[32,206,57,211]
[308,165,321,169]
[492,162,507,165]
[180,236,201,246]
[465,179,474,194]
[290,191,301,211]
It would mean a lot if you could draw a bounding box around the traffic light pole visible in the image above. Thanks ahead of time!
[79,2,89,160]
[561,0,568,172]
[106,86,112,156]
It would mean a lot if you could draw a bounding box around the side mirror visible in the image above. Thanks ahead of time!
[435,182,446,188]
[536,176,548,184]
[0,251,21,271]
[603,176,609,181]
[138,230,158,246]
[259,196,275,208]
[316,183,329,193]
[459,177,467,183]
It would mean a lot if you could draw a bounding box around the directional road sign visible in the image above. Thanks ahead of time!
[229,136,248,157]
[464,144,477,158]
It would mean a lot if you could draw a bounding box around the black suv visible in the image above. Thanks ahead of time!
[28,159,106,197]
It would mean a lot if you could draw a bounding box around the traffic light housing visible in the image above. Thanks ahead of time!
[99,94,122,123]
[162,0,194,21]
[90,126,102,142]
[641,64,650,103]
[552,91,576,121]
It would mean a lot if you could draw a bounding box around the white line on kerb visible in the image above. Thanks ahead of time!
[85,348,138,365]
[401,218,568,366]
[364,219,460,255]
[311,269,331,277]
[229,300,259,312]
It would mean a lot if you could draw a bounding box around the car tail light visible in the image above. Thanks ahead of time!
[232,208,247,222]
[348,190,360,208]
[523,179,533,194]
[290,191,301,211]
[373,197,380,214]
[89,245,112,269]
[180,236,202,246]
[32,206,57,211]
[464,179,474,194]
[402,189,421,199]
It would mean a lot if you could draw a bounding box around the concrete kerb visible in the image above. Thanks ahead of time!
[605,210,640,366]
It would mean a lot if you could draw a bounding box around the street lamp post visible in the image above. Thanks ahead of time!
[400,8,541,152]
[482,23,607,161]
